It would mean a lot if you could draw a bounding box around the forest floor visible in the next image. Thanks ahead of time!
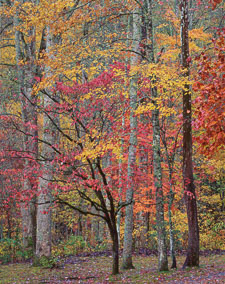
[0,252,224,283]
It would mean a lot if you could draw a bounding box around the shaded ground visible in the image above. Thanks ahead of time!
[0,253,224,283]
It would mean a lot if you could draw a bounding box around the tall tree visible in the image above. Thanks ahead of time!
[180,0,199,268]
[122,7,140,270]
[14,0,38,251]
[142,0,168,271]
[36,27,57,259]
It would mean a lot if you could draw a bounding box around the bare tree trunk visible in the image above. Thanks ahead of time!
[180,0,199,268]
[122,8,140,269]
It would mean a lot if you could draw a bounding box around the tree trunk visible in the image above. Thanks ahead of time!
[0,219,3,240]
[143,0,168,271]
[180,0,199,268]
[14,2,37,252]
[168,182,177,269]
[152,100,168,271]
[20,200,36,248]
[117,115,125,248]
[122,8,140,270]
[110,224,119,275]
[36,26,57,258]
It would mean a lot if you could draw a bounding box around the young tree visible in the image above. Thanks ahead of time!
[53,65,131,274]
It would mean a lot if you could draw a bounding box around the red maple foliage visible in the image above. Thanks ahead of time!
[193,28,225,157]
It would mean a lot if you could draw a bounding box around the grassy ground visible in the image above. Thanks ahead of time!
[0,254,224,283]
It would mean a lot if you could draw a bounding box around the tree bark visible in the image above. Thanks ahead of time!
[14,1,38,252]
[161,129,177,269]
[109,223,119,275]
[180,0,199,268]
[143,0,168,271]
[117,115,125,248]
[122,8,140,270]
[168,183,177,269]
[36,27,57,258]
[152,95,168,271]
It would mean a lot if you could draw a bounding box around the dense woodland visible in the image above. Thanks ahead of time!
[0,0,224,277]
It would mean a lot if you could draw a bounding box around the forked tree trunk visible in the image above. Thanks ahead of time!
[122,8,140,270]
[180,0,199,268]
[162,132,177,269]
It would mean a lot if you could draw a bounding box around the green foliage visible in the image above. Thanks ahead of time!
[64,235,86,255]
[33,255,58,269]
[52,235,109,257]
[0,239,11,263]
[1,239,11,263]
[145,230,158,250]
[0,236,33,264]
[53,235,89,257]
[16,247,33,261]
[0,238,21,263]
[198,177,225,250]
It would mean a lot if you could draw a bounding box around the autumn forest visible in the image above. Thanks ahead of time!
[0,0,224,282]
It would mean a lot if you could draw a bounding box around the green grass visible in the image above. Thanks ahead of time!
[0,254,224,283]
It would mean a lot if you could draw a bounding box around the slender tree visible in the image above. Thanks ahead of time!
[117,115,125,248]
[161,122,181,269]
[180,0,199,268]
[122,7,140,269]
[142,0,168,271]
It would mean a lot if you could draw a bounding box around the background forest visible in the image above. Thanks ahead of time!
[0,0,224,277]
